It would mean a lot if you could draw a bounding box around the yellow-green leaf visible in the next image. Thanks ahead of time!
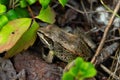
[38,0,50,9]
[58,0,68,7]
[0,4,7,14]
[36,6,56,24]
[4,20,39,58]
[0,18,32,53]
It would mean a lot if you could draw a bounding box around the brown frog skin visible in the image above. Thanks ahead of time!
[37,25,93,63]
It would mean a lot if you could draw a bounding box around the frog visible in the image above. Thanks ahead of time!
[37,25,94,63]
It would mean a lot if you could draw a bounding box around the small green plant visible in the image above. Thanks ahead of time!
[62,57,97,80]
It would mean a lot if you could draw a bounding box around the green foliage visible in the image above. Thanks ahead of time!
[20,0,37,8]
[62,57,97,80]
[0,0,9,5]
[5,7,29,21]
[37,0,68,23]
[1,0,68,24]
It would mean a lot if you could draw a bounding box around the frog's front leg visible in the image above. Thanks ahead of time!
[42,50,55,63]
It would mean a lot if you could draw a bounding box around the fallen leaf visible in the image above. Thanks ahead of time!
[0,18,32,53]
[4,20,39,58]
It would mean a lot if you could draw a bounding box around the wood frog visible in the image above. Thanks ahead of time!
[37,25,94,63]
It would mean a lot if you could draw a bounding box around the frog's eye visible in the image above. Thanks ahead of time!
[37,32,54,48]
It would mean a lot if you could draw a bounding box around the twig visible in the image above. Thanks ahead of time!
[100,64,119,80]
[105,37,120,43]
[91,0,120,64]
[100,0,120,18]
[66,4,84,14]
[66,4,110,14]
[80,0,90,23]
[27,6,35,19]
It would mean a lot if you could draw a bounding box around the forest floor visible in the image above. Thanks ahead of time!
[0,0,120,80]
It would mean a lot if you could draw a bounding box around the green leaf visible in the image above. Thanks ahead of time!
[5,7,29,20]
[78,62,89,77]
[0,4,6,14]
[14,7,30,18]
[0,0,9,5]
[4,20,39,58]
[27,0,37,5]
[62,72,74,80]
[69,66,79,76]
[39,0,50,9]
[0,18,32,53]
[58,0,68,7]
[82,63,97,78]
[20,0,28,8]
[0,15,8,30]
[75,57,84,67]
[6,9,19,21]
[36,6,56,24]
